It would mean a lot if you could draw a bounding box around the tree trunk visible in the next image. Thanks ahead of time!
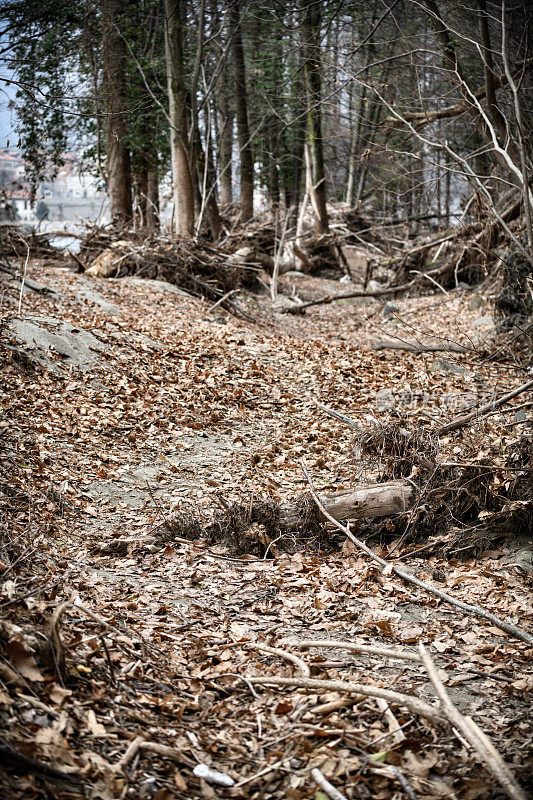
[193,112,222,241]
[218,47,234,207]
[354,99,382,207]
[164,0,195,236]
[101,0,132,226]
[146,168,159,229]
[300,0,329,234]
[134,160,149,228]
[229,0,254,222]
[345,84,367,205]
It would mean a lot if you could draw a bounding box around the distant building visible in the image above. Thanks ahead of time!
[0,148,107,225]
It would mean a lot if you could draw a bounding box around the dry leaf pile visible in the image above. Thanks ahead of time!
[0,254,531,799]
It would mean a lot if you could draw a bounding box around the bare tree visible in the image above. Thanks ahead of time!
[300,0,329,234]
[229,0,254,222]
[101,0,132,225]
[164,0,195,236]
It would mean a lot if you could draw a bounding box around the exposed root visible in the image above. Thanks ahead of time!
[161,493,330,556]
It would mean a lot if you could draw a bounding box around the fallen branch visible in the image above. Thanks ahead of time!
[245,675,445,723]
[281,279,417,314]
[246,643,311,677]
[419,644,527,800]
[302,465,533,646]
[375,697,406,745]
[0,736,83,787]
[281,264,449,314]
[311,768,349,800]
[316,402,361,429]
[373,337,470,354]
[280,481,414,527]
[437,379,533,435]
[289,639,420,662]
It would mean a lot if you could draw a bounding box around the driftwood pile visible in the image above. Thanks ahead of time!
[79,231,262,318]
[0,224,63,261]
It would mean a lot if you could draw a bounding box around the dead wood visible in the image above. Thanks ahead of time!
[280,481,414,527]
[419,644,527,800]
[373,337,470,354]
[291,639,421,662]
[80,231,259,319]
[244,643,310,677]
[245,675,445,724]
[311,768,349,800]
[281,264,448,314]
[303,465,533,646]
[0,736,83,787]
[281,279,417,314]
[437,379,533,435]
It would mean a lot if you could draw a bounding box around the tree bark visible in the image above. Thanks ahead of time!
[300,0,329,233]
[192,111,222,241]
[280,481,414,529]
[218,45,234,207]
[164,0,195,236]
[101,0,132,226]
[146,168,159,229]
[134,158,149,228]
[229,0,254,222]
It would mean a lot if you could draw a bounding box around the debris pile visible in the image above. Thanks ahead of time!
[80,231,261,317]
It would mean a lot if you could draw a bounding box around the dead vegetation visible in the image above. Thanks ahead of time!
[0,207,531,800]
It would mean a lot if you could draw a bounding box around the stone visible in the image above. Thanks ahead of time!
[3,316,110,372]
[469,294,485,310]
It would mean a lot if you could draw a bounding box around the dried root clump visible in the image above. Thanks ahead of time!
[352,418,531,557]
[79,230,262,315]
[353,420,440,479]
[160,494,332,557]
[205,498,281,555]
[160,509,205,543]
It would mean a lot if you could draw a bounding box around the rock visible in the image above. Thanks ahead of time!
[375,388,396,411]
[503,536,533,575]
[283,270,305,279]
[432,359,472,378]
[383,302,400,317]
[3,316,109,372]
[125,277,191,296]
[77,280,122,315]
[469,313,497,345]
[469,294,485,310]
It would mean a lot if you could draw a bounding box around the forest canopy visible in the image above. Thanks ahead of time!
[1,0,531,259]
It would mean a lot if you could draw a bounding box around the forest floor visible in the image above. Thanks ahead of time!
[0,259,532,800]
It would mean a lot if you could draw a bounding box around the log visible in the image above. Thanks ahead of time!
[280,481,414,528]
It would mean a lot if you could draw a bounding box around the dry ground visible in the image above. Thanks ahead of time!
[0,259,531,799]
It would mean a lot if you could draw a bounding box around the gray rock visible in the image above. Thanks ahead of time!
[383,302,400,317]
[4,316,109,372]
[432,359,472,377]
[469,294,485,310]
[125,277,191,297]
[375,388,396,411]
[469,313,497,345]
[77,280,122,315]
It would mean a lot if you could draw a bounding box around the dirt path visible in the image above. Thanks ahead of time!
[1,262,531,799]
